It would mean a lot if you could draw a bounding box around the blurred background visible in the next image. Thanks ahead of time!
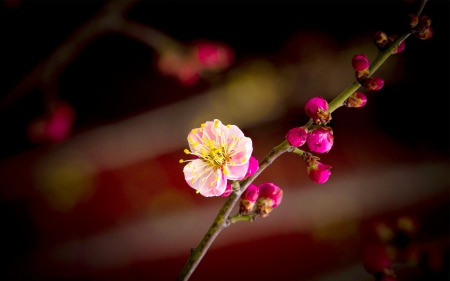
[0,0,448,280]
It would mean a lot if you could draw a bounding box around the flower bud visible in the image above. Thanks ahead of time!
[405,14,419,29]
[344,92,367,108]
[419,15,432,28]
[256,182,283,217]
[307,158,332,184]
[389,35,406,54]
[194,41,234,71]
[417,26,433,40]
[27,101,76,143]
[307,126,334,153]
[244,156,259,178]
[286,126,309,147]
[374,31,388,49]
[352,54,370,71]
[239,184,259,214]
[304,96,331,124]
[363,77,384,91]
[397,215,419,236]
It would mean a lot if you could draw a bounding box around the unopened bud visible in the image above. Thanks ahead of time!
[239,184,259,214]
[307,126,334,153]
[405,14,419,29]
[374,31,388,49]
[344,92,367,108]
[352,54,370,71]
[244,156,259,178]
[363,77,384,91]
[256,182,283,217]
[419,15,432,28]
[389,35,406,54]
[286,126,309,147]
[304,96,331,124]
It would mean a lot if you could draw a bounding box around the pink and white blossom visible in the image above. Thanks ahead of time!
[182,119,253,197]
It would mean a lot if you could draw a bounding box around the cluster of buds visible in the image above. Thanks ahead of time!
[27,101,76,143]
[374,31,406,54]
[239,182,283,218]
[407,14,433,40]
[351,53,385,91]
[157,41,234,86]
[296,97,335,153]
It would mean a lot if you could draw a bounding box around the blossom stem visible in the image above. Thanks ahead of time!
[176,140,293,281]
[228,213,259,223]
[178,1,429,279]
[177,191,241,281]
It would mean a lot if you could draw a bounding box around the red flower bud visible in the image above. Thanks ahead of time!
[27,101,76,143]
[405,14,419,29]
[374,31,388,49]
[344,92,367,108]
[364,77,384,91]
[244,156,259,178]
[240,184,259,214]
[307,126,334,153]
[286,126,309,147]
[304,96,331,124]
[352,54,370,71]
[256,182,283,217]
[389,35,406,54]
[307,158,332,184]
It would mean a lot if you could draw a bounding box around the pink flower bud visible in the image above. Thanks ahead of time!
[405,14,419,29]
[240,184,259,214]
[363,243,392,274]
[307,159,332,184]
[286,126,309,147]
[389,35,406,54]
[307,126,334,153]
[344,92,367,108]
[194,41,234,71]
[419,15,432,28]
[221,182,233,197]
[374,31,388,49]
[244,156,259,178]
[304,96,331,124]
[27,101,76,143]
[352,54,370,71]
[364,77,384,91]
[417,26,433,40]
[256,182,283,217]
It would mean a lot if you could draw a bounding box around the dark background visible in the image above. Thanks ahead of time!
[0,1,448,280]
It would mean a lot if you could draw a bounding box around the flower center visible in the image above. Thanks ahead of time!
[202,141,228,169]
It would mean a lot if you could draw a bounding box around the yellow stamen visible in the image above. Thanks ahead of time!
[184,149,190,154]
[226,124,230,129]
[179,159,184,163]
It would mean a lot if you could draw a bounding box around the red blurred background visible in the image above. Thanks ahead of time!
[0,1,448,280]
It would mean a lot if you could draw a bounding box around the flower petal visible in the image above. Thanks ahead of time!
[183,159,226,196]
[225,161,249,180]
